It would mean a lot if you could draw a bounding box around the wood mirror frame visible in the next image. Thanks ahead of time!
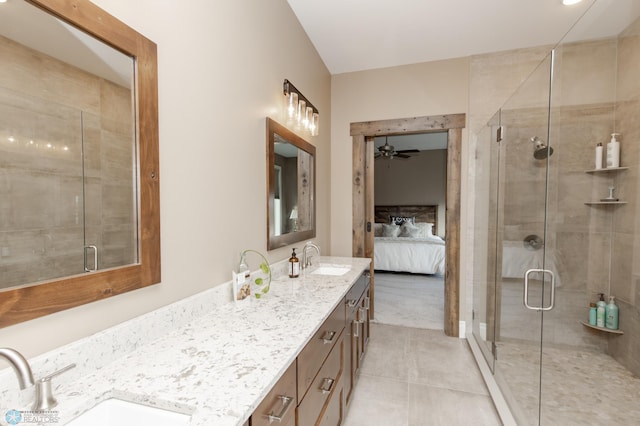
[266,118,316,250]
[0,0,160,327]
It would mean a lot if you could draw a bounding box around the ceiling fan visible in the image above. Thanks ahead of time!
[375,137,419,160]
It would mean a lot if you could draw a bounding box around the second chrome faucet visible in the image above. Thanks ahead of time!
[301,241,320,269]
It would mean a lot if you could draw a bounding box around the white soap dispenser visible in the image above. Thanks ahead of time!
[606,133,620,168]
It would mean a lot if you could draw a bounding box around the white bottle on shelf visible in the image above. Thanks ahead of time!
[595,143,603,170]
[606,133,620,168]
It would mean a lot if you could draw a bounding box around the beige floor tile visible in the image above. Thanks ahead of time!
[359,323,410,381]
[343,375,409,426]
[408,383,501,426]
[407,328,489,395]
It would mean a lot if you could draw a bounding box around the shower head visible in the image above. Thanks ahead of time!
[531,136,553,160]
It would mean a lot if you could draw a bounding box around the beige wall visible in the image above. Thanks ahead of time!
[0,0,331,357]
[330,58,470,254]
[330,58,470,331]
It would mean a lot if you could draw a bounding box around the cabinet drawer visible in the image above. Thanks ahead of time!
[345,274,367,307]
[251,361,297,426]
[297,332,344,426]
[297,302,345,400]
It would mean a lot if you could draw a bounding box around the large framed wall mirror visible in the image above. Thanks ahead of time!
[0,0,160,327]
[266,118,315,250]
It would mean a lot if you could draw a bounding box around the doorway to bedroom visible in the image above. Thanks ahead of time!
[373,133,448,330]
[350,113,465,337]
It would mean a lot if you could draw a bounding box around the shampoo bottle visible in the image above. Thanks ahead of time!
[605,296,619,330]
[606,133,620,168]
[595,143,603,170]
[596,293,606,327]
[289,248,300,278]
[589,302,597,326]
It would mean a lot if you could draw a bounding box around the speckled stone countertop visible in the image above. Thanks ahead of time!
[0,256,370,426]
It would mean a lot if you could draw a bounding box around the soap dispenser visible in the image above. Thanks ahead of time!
[596,293,606,327]
[606,133,620,168]
[289,248,300,278]
[605,296,619,330]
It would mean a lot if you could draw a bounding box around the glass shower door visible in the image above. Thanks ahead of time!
[472,110,503,371]
[492,52,555,425]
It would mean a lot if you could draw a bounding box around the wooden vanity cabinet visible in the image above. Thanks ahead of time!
[297,302,346,426]
[250,271,370,426]
[251,361,297,426]
[344,273,370,406]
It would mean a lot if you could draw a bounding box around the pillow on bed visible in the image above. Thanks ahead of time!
[381,223,400,237]
[374,223,384,237]
[415,222,434,238]
[390,216,415,225]
[399,221,420,238]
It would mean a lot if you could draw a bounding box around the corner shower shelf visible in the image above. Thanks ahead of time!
[584,201,627,205]
[585,166,628,174]
[580,321,624,335]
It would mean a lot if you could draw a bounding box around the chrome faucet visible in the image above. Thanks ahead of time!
[0,348,34,390]
[302,242,320,269]
[0,347,76,410]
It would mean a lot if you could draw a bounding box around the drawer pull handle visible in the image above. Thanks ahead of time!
[319,377,335,395]
[346,299,357,308]
[267,395,294,423]
[357,307,366,324]
[322,330,336,344]
[353,320,359,338]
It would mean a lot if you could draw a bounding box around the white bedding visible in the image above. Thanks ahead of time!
[502,241,561,286]
[374,236,446,275]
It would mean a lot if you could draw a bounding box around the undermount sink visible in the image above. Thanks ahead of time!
[311,265,351,276]
[66,398,191,426]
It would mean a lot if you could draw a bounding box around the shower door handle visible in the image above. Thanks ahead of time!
[84,245,98,272]
[523,268,555,311]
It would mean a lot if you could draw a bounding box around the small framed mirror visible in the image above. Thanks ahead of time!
[266,118,315,250]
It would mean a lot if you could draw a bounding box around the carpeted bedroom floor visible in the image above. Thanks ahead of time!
[372,271,444,330]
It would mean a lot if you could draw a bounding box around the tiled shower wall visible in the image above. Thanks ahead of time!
[608,18,640,377]
[498,19,640,375]
[0,36,136,289]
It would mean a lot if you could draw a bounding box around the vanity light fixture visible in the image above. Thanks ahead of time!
[562,0,583,5]
[283,79,319,136]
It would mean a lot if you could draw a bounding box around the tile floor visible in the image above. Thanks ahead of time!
[343,323,502,426]
[373,272,445,330]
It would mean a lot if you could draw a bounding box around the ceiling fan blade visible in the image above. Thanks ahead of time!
[395,154,411,158]
[396,149,420,153]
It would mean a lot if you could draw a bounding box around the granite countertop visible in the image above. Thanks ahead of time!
[53,256,370,425]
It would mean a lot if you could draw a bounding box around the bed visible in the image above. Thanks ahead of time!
[373,205,446,275]
[501,240,562,286]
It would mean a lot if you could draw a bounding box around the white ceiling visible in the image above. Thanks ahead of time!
[287,0,602,74]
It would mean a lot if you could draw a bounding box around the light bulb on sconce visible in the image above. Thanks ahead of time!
[286,91,298,120]
[283,79,319,136]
